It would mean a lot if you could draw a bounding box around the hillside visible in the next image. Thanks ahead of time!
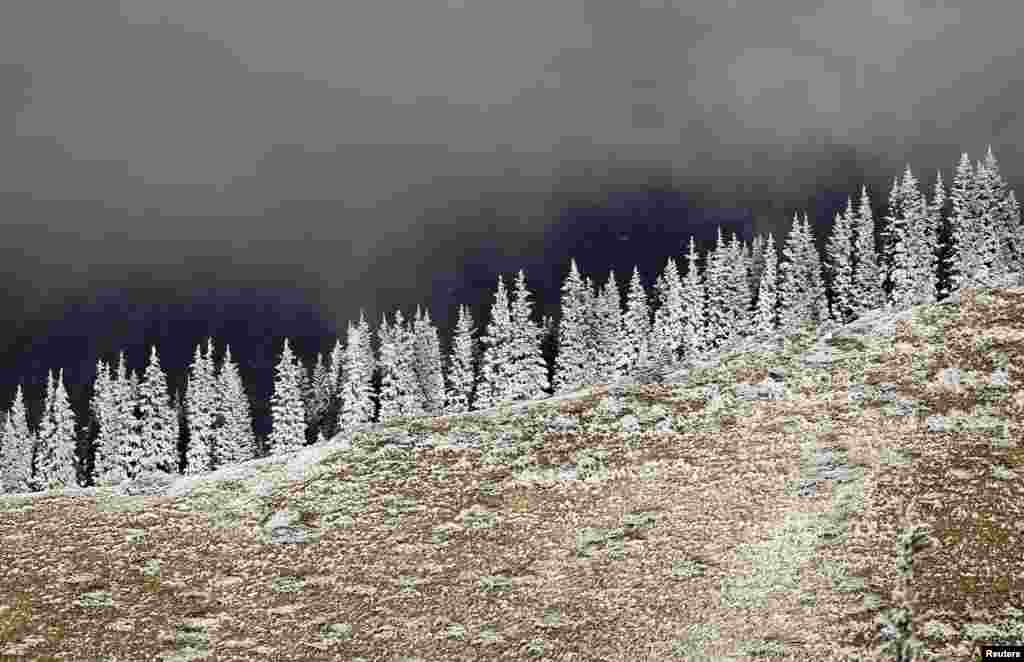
[1,275,1023,661]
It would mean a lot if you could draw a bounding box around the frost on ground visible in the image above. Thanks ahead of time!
[2,281,1024,662]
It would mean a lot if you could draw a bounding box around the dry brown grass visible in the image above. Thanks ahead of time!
[1,284,1023,661]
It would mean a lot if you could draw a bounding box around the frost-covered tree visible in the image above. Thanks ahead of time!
[779,213,827,332]
[356,310,376,413]
[921,171,946,304]
[885,166,938,308]
[652,257,685,361]
[554,258,591,393]
[135,346,179,474]
[1,385,34,493]
[303,351,332,443]
[215,345,256,464]
[444,304,479,414]
[851,186,886,315]
[826,198,856,324]
[109,352,144,482]
[679,236,709,359]
[412,306,446,414]
[185,340,217,474]
[755,232,780,335]
[90,359,122,485]
[594,270,625,382]
[35,369,79,491]
[749,234,766,301]
[946,153,982,293]
[339,320,376,426]
[703,226,732,349]
[377,310,422,422]
[477,274,516,409]
[507,269,550,401]
[724,232,754,344]
[973,148,1017,282]
[621,266,652,375]
[268,338,307,456]
[324,337,346,437]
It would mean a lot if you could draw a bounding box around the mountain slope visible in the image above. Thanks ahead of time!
[1,276,1023,661]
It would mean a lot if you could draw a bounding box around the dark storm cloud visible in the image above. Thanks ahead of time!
[2,0,1023,335]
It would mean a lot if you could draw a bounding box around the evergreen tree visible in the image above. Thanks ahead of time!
[216,344,256,464]
[554,258,591,393]
[34,369,79,490]
[357,310,376,420]
[579,275,602,386]
[755,232,780,335]
[477,274,516,409]
[886,166,936,309]
[779,213,827,332]
[680,236,709,360]
[652,257,685,361]
[508,269,550,401]
[704,226,731,349]
[826,198,856,324]
[1,385,34,493]
[981,146,1020,276]
[920,171,945,304]
[749,234,766,302]
[621,266,652,375]
[268,338,306,456]
[412,306,446,414]
[185,340,217,475]
[376,310,421,422]
[135,346,179,474]
[725,231,754,344]
[325,337,346,437]
[595,270,625,382]
[304,351,333,442]
[851,186,886,315]
[947,153,981,293]
[444,304,478,414]
[90,359,120,485]
[339,321,375,426]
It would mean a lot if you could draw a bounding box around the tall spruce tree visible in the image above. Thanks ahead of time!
[704,226,731,349]
[375,311,402,423]
[185,340,217,475]
[35,369,79,491]
[339,321,376,426]
[851,185,886,315]
[947,153,981,293]
[554,258,591,393]
[680,236,708,360]
[302,352,332,443]
[652,257,685,361]
[216,344,256,464]
[621,266,652,375]
[749,234,766,301]
[268,338,307,456]
[725,232,754,344]
[779,213,827,332]
[412,306,446,414]
[477,274,516,409]
[444,304,479,414]
[826,198,856,324]
[755,232,780,335]
[595,270,625,382]
[508,269,550,401]
[325,337,346,437]
[90,359,123,485]
[1,385,34,493]
[135,346,179,474]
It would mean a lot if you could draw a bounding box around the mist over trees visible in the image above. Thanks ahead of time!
[2,146,1022,493]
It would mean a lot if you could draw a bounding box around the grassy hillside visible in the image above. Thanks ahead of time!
[1,281,1022,661]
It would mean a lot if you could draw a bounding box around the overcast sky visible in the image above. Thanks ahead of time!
[2,0,1022,437]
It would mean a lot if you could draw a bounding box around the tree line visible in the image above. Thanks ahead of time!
[1,146,1021,493]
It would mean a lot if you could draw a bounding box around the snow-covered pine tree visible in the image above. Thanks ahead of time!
[826,198,856,324]
[851,186,886,315]
[1006,190,1024,274]
[356,310,376,421]
[973,152,1010,283]
[185,340,217,475]
[554,258,590,394]
[90,359,118,485]
[749,234,766,302]
[268,338,306,456]
[1,385,34,493]
[886,166,935,309]
[394,310,426,417]
[680,236,709,360]
[754,232,779,335]
[703,226,731,350]
[33,369,79,491]
[412,306,446,414]
[918,171,944,305]
[981,146,1021,276]
[135,346,179,474]
[651,257,685,361]
[779,213,818,333]
[107,351,143,482]
[477,274,515,409]
[508,269,550,401]
[325,337,346,437]
[444,304,478,414]
[339,320,376,426]
[302,351,331,442]
[375,311,399,423]
[579,275,603,387]
[803,213,829,324]
[621,266,652,375]
[595,270,625,382]
[215,344,256,464]
[947,153,981,293]
[725,232,754,344]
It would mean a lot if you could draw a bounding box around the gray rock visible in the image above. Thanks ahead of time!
[767,366,787,382]
[926,415,956,433]
[886,398,917,417]
[847,385,867,403]
[264,508,320,545]
[653,417,675,433]
[548,414,580,432]
[121,470,176,496]
[801,349,836,367]
[702,384,721,402]
[734,380,787,402]
[990,368,1010,388]
[938,367,962,389]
